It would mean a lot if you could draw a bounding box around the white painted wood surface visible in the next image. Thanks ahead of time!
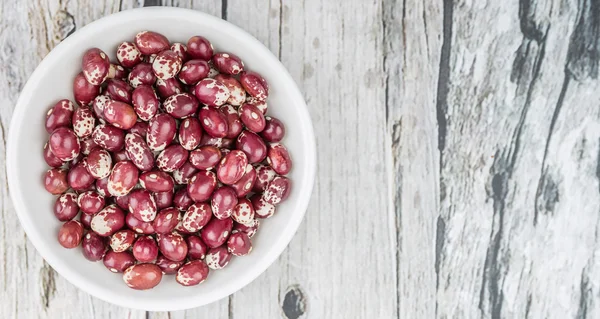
[1,0,600,318]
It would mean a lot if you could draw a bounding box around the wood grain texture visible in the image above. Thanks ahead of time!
[435,0,600,318]
[224,1,398,318]
[3,0,600,318]
[384,0,442,317]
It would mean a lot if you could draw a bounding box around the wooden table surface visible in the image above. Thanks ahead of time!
[2,0,600,318]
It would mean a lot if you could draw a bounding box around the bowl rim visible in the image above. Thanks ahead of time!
[7,6,316,311]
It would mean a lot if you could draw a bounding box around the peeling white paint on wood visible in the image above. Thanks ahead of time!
[2,0,600,318]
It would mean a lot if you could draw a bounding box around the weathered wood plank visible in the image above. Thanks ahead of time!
[225,1,398,318]
[383,0,442,317]
[0,1,146,318]
[435,0,600,318]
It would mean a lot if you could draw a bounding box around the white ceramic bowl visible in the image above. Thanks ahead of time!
[7,7,315,311]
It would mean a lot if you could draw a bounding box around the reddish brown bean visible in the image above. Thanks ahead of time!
[132,85,159,121]
[152,207,180,234]
[187,235,208,260]
[156,254,184,274]
[211,186,238,220]
[104,250,135,273]
[49,127,80,161]
[240,71,268,101]
[80,136,98,155]
[231,164,256,198]
[156,144,189,173]
[155,190,174,209]
[163,93,198,119]
[146,113,177,151]
[74,72,100,106]
[68,160,95,191]
[125,133,155,171]
[239,103,266,133]
[58,220,84,249]
[132,235,159,262]
[227,232,252,256]
[263,176,292,206]
[200,135,224,148]
[207,63,220,78]
[126,213,156,234]
[109,63,127,80]
[138,170,175,193]
[267,143,292,175]
[45,99,74,133]
[178,59,209,85]
[189,145,221,170]
[110,229,136,252]
[260,116,286,142]
[82,232,107,261]
[80,211,93,229]
[181,202,212,232]
[54,193,79,221]
[115,193,131,210]
[188,170,217,203]
[92,124,125,152]
[217,150,248,185]
[219,104,243,139]
[112,149,130,162]
[117,41,143,68]
[170,42,188,62]
[176,260,209,286]
[231,198,255,226]
[200,217,233,249]
[128,189,157,222]
[174,220,193,235]
[155,78,183,100]
[92,95,111,122]
[69,153,85,168]
[233,218,259,238]
[77,191,105,215]
[187,36,213,61]
[214,74,246,106]
[205,245,232,270]
[173,161,198,185]
[177,119,202,151]
[104,100,137,130]
[105,78,133,104]
[253,99,268,114]
[212,52,244,75]
[107,161,139,196]
[128,63,156,88]
[194,78,230,107]
[236,130,267,163]
[123,263,163,290]
[43,142,64,167]
[250,194,275,219]
[95,177,110,197]
[91,205,125,236]
[129,121,149,137]
[82,48,110,85]
[152,50,182,80]
[135,31,170,55]
[199,106,228,138]
[72,107,95,138]
[173,188,193,211]
[158,232,188,262]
